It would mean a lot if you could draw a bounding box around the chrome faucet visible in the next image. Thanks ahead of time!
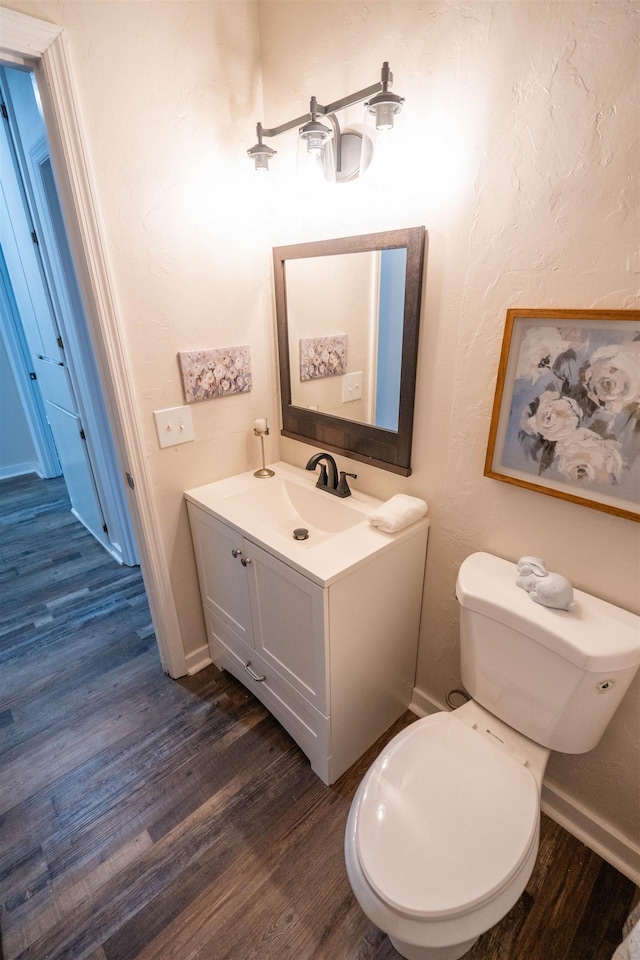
[305,452,357,498]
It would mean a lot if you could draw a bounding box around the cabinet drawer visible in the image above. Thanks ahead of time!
[204,606,329,765]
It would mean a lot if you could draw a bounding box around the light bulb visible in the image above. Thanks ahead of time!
[375,102,396,131]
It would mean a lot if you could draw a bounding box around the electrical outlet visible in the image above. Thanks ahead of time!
[153,405,195,448]
[342,371,363,403]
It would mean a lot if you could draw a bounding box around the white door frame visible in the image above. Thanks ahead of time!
[0,7,187,677]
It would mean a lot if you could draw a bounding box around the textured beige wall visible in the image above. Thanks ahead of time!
[258,0,640,844]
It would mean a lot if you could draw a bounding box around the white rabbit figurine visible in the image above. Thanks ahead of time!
[516,556,574,611]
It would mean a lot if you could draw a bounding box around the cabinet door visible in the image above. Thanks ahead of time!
[187,506,254,646]
[244,539,328,714]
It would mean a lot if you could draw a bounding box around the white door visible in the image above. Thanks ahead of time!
[0,118,110,548]
[44,399,106,536]
[34,355,106,539]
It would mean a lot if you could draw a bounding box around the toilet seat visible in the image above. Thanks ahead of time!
[355,712,540,921]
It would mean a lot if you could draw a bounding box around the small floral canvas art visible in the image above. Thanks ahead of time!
[299,335,347,381]
[486,310,640,521]
[179,346,252,403]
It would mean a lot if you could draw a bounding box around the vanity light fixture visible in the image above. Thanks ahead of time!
[247,62,404,182]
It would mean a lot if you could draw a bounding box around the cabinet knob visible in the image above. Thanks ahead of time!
[241,557,252,567]
[244,661,265,682]
[231,548,242,558]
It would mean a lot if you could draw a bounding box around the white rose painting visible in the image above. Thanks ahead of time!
[486,311,640,521]
[179,346,252,402]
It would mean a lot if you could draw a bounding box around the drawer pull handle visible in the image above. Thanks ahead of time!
[231,548,242,558]
[241,557,252,567]
[245,661,265,682]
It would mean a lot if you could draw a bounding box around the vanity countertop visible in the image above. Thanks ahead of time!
[185,461,429,587]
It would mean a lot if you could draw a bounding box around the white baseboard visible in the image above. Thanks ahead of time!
[410,686,444,718]
[0,462,40,480]
[540,782,640,886]
[412,685,640,886]
[185,644,212,676]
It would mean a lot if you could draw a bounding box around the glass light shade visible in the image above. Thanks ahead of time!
[296,125,336,185]
[365,91,404,131]
[299,118,332,151]
[359,101,404,183]
[373,101,397,131]
[247,141,276,172]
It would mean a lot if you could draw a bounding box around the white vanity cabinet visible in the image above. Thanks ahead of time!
[188,507,328,716]
[185,466,429,785]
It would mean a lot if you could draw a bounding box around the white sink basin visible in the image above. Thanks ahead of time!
[221,475,365,542]
[185,461,429,586]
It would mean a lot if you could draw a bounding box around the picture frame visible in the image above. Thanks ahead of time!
[484,308,640,522]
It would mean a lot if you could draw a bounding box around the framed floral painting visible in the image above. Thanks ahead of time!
[178,346,252,403]
[485,309,640,522]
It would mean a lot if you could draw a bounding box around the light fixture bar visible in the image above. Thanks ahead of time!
[247,62,403,173]
[258,78,387,139]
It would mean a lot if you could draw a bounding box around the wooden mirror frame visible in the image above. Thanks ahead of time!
[273,226,426,476]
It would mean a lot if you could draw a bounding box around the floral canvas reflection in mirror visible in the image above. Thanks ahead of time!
[299,335,347,381]
[485,309,640,521]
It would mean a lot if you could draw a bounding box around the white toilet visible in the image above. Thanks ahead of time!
[345,551,640,960]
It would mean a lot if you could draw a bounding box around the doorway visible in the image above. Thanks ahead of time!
[0,9,187,678]
[0,63,138,565]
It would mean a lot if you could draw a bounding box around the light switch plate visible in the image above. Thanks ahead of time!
[342,371,363,403]
[154,405,195,448]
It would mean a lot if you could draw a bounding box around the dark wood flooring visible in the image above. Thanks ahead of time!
[0,473,637,960]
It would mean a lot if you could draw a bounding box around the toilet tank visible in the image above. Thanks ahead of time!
[455,553,640,753]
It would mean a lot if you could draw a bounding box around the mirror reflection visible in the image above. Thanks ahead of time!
[274,227,426,476]
[286,248,407,431]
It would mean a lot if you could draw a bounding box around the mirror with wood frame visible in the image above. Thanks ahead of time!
[273,226,426,476]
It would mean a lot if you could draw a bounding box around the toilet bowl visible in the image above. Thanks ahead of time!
[344,551,640,960]
[345,703,549,960]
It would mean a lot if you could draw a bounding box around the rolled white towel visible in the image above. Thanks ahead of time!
[368,494,428,533]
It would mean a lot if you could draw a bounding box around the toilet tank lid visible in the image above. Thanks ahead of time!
[456,553,640,672]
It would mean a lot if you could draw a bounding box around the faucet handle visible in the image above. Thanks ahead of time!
[337,471,357,497]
